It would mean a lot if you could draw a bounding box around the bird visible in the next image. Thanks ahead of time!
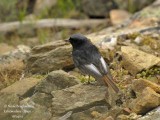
[68,33,119,93]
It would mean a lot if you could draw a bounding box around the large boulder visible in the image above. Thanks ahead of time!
[35,70,80,94]
[51,84,108,117]
[26,40,73,74]
[0,93,19,120]
[20,98,52,120]
[121,46,160,75]
[31,92,52,108]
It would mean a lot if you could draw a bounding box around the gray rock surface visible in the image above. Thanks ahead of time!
[31,92,52,108]
[0,93,19,120]
[20,98,52,120]
[51,84,108,116]
[70,106,108,120]
[26,40,73,73]
[35,70,80,94]
[138,106,160,120]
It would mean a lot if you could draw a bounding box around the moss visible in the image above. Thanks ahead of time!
[32,74,46,79]
[141,35,160,50]
[127,32,140,40]
[77,75,95,83]
[136,66,160,79]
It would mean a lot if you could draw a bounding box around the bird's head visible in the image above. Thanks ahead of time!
[68,34,90,49]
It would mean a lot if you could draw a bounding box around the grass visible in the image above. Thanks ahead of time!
[0,60,25,90]
[0,0,27,22]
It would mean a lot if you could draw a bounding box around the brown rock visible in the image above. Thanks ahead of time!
[121,46,160,75]
[105,116,114,120]
[129,87,160,114]
[26,40,73,74]
[110,9,131,25]
[132,79,160,96]
[0,77,42,97]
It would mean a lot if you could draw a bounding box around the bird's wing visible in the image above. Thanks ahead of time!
[79,64,102,78]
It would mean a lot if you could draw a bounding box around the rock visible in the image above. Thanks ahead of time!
[31,92,52,107]
[99,106,123,120]
[51,111,73,120]
[51,84,107,116]
[104,116,114,120]
[33,0,57,15]
[70,106,108,120]
[0,45,31,64]
[129,87,160,114]
[117,113,141,120]
[26,40,73,74]
[121,46,160,75]
[109,9,131,25]
[20,98,52,120]
[35,70,79,94]
[0,77,42,97]
[79,0,118,17]
[132,79,160,96]
[0,93,19,120]
[117,114,129,120]
[23,105,52,120]
[137,106,160,120]
[0,43,15,55]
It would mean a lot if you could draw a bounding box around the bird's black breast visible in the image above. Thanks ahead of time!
[72,44,101,67]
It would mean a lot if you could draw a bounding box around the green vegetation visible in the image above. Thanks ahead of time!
[136,66,160,83]
[78,75,95,83]
[0,0,27,22]
[43,0,84,19]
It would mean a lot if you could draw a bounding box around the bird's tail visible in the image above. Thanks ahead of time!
[102,75,119,93]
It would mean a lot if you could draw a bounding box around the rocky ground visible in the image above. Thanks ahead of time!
[0,0,160,120]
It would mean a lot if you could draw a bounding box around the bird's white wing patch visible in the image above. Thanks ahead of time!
[100,57,107,73]
[85,64,102,77]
